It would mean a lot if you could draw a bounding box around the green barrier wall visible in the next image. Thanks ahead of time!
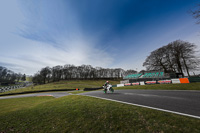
[188,77,200,83]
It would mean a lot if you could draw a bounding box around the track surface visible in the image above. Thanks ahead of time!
[80,90,200,118]
[0,92,69,99]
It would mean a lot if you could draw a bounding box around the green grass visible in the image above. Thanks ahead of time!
[115,82,200,90]
[26,76,33,82]
[0,95,200,132]
[1,80,200,96]
[0,80,120,95]
[0,96,54,116]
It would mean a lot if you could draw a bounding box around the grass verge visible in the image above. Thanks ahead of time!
[0,96,54,116]
[115,82,200,90]
[0,95,200,132]
[0,80,120,95]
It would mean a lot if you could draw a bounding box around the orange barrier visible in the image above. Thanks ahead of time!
[179,78,190,83]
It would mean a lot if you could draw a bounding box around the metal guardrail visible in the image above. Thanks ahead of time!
[0,83,33,93]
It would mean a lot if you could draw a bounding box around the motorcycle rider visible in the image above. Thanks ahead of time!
[103,81,114,93]
[103,81,109,90]
[104,81,109,87]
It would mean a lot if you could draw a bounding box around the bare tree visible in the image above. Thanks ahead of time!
[124,69,137,76]
[40,67,51,84]
[0,66,19,84]
[143,48,168,72]
[32,72,43,84]
[16,73,22,82]
[52,66,63,82]
[179,41,200,76]
[191,4,200,24]
[143,40,200,76]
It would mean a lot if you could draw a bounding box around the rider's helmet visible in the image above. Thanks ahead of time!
[106,81,109,83]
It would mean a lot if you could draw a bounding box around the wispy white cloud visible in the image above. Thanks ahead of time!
[0,0,200,75]
[0,0,114,74]
[0,36,114,75]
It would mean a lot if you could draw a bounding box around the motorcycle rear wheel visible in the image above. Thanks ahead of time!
[110,88,114,93]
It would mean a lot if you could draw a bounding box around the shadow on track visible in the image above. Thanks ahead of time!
[102,92,121,95]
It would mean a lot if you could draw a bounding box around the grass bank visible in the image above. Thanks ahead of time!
[0,80,120,95]
[0,95,200,132]
[1,81,200,96]
[115,82,200,90]
[0,96,54,116]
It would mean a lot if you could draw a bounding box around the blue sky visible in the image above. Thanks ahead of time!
[0,0,200,75]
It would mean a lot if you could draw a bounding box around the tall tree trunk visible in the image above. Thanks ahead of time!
[175,55,183,75]
[182,56,190,77]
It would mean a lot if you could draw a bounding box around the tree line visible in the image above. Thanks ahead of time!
[143,40,200,77]
[0,66,26,84]
[32,65,130,84]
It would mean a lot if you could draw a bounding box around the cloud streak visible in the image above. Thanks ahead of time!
[0,0,200,75]
[0,0,114,74]
[0,36,114,75]
[17,0,73,44]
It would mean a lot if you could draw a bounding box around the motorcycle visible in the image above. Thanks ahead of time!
[103,84,114,93]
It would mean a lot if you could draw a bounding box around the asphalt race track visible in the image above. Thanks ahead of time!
[0,92,70,99]
[80,90,200,118]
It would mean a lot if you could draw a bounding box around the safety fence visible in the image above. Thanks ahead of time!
[0,82,33,93]
[117,77,197,87]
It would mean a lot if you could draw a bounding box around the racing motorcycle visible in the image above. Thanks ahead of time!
[103,84,114,93]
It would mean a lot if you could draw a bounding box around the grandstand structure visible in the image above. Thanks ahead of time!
[122,71,171,83]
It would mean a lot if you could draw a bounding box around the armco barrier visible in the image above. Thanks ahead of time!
[132,82,140,85]
[179,78,190,83]
[145,81,156,84]
[124,83,132,86]
[171,79,180,84]
[157,80,171,84]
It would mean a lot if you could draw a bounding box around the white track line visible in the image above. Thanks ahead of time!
[82,95,200,119]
